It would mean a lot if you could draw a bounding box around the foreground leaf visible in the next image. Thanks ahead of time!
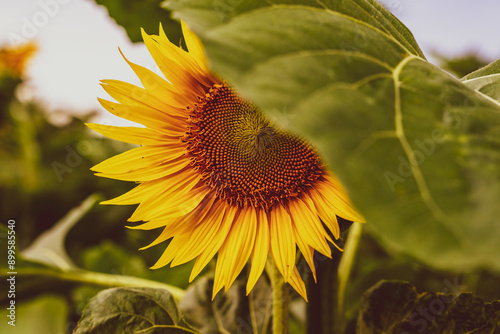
[74,287,197,334]
[166,0,500,272]
[357,280,500,334]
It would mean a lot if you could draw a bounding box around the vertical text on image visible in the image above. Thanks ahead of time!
[6,220,17,327]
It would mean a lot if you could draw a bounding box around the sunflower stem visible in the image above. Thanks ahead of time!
[306,220,361,334]
[15,267,186,300]
[268,260,289,334]
[306,251,340,334]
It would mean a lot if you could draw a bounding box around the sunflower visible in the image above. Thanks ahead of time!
[88,22,364,301]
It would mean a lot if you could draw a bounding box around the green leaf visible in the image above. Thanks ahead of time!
[166,1,500,272]
[74,287,198,334]
[0,295,68,333]
[81,241,149,277]
[462,59,500,102]
[357,280,500,333]
[1,223,185,303]
[436,52,489,78]
[3,266,185,302]
[21,193,101,270]
[94,0,182,43]
[165,0,424,59]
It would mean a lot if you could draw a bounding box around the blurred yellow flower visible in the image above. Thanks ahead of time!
[0,42,37,78]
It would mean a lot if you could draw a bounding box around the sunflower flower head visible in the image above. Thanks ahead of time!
[89,22,364,301]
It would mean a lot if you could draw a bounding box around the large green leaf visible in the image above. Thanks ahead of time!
[357,280,500,333]
[74,287,197,334]
[165,1,500,272]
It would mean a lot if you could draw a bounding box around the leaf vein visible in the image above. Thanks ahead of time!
[392,55,464,242]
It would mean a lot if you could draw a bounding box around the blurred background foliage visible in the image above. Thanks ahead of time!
[1,1,499,333]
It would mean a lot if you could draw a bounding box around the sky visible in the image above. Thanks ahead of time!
[1,0,500,124]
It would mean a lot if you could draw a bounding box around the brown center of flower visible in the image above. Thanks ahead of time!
[183,83,323,210]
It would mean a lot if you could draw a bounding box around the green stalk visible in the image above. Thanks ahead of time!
[267,259,289,334]
[15,267,186,300]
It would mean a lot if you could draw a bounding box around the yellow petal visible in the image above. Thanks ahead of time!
[95,159,190,182]
[310,189,340,239]
[86,123,169,145]
[269,204,295,282]
[126,170,200,222]
[190,203,237,283]
[288,267,308,302]
[221,207,257,291]
[118,48,192,110]
[101,79,184,115]
[181,21,209,73]
[150,233,190,269]
[91,145,186,174]
[97,98,186,132]
[293,225,317,282]
[320,175,365,223]
[150,25,214,87]
[142,30,205,96]
[138,194,216,251]
[246,208,270,295]
[171,199,226,266]
[289,197,331,257]
[100,178,166,205]
[128,183,206,226]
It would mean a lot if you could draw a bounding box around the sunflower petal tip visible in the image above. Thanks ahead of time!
[125,224,141,229]
[117,47,125,57]
[140,27,150,40]
[211,289,220,301]
[86,124,97,133]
